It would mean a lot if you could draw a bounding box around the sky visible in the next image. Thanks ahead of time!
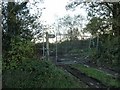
[41,0,88,25]
[28,0,88,25]
[27,0,89,43]
[40,0,70,24]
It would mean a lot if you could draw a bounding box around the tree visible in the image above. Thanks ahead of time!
[67,27,80,41]
[66,1,120,66]
[2,1,42,69]
[57,15,84,41]
[88,2,120,36]
[85,2,120,66]
[66,1,120,36]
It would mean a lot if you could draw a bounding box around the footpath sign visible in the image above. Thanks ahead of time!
[48,34,55,38]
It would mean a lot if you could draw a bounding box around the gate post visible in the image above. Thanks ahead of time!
[56,33,57,63]
[46,32,49,60]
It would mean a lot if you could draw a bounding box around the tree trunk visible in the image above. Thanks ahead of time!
[112,3,120,36]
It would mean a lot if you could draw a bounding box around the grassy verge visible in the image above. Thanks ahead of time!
[3,59,86,88]
[71,64,120,88]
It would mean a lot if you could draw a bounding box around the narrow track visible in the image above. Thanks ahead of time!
[50,56,119,78]
[57,64,107,88]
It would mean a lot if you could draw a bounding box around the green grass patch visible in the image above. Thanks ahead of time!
[71,64,120,88]
[3,59,86,88]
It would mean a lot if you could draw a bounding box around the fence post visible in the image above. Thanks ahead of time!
[96,33,99,66]
[46,32,49,60]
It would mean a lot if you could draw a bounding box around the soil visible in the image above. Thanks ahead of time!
[57,64,108,88]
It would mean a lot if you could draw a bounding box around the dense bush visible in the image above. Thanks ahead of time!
[3,60,84,88]
[89,36,120,67]
[3,39,34,70]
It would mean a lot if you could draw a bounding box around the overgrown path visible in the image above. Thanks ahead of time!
[51,55,119,78]
[51,55,119,88]
[84,62,119,79]
[57,64,107,88]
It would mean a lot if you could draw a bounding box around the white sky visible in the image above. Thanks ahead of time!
[28,0,88,25]
[40,0,69,24]
[27,0,89,43]
[42,0,88,25]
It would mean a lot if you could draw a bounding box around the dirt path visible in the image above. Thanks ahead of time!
[50,56,119,78]
[57,64,107,88]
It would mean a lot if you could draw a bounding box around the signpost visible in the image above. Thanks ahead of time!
[40,27,57,62]
[46,32,49,60]
[56,33,57,63]
[48,34,55,38]
[45,32,55,60]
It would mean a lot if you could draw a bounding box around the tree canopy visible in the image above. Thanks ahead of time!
[66,1,120,66]
[2,1,42,69]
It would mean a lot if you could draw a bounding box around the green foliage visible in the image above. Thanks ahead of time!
[3,60,85,88]
[88,35,120,67]
[66,1,120,67]
[56,39,89,56]
[3,39,34,70]
[84,2,120,67]
[85,17,103,35]
[99,36,120,66]
[0,56,1,75]
[2,1,38,69]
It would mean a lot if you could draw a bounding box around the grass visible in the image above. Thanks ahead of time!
[71,64,120,88]
[3,59,86,88]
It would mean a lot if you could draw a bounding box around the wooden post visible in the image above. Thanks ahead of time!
[89,36,92,49]
[56,33,57,63]
[96,33,99,66]
[96,33,99,51]
[46,32,49,60]
[43,30,45,59]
